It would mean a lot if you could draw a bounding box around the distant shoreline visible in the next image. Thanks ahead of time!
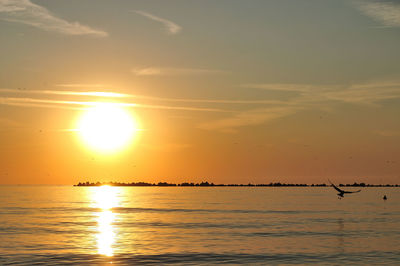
[74,181,399,187]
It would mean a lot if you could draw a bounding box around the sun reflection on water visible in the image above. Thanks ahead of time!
[97,210,115,257]
[92,185,119,257]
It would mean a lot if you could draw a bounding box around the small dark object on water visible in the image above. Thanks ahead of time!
[383,195,387,200]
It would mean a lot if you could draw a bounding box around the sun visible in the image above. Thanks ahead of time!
[77,103,138,153]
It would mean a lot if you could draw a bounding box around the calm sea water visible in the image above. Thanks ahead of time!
[0,186,399,265]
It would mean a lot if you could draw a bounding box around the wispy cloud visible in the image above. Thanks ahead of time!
[0,0,108,36]
[134,10,181,34]
[2,80,400,133]
[355,0,400,27]
[0,91,228,113]
[4,81,400,109]
[134,96,284,105]
[198,106,300,133]
[55,83,108,88]
[321,83,400,104]
[374,130,400,137]
[133,103,226,112]
[242,83,325,92]
[200,81,400,132]
[243,82,400,105]
[0,88,282,105]
[0,88,128,98]
[132,67,225,76]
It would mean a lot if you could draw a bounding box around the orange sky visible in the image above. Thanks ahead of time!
[1,0,400,184]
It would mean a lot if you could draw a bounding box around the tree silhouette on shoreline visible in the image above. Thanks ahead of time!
[74,181,399,187]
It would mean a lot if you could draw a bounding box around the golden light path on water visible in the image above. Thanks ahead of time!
[92,185,120,257]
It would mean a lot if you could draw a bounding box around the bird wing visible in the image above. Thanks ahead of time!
[344,189,361,194]
[328,179,344,193]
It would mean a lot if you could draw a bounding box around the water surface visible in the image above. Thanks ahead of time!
[0,186,399,265]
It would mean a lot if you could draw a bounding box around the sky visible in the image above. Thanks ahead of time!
[0,0,400,185]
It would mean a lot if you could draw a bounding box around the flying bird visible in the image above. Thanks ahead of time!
[328,180,361,198]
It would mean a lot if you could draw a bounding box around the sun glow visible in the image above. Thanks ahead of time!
[77,103,138,153]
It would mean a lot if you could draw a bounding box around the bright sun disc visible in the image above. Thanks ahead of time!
[77,103,138,153]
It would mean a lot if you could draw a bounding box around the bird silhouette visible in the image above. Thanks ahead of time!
[328,180,361,198]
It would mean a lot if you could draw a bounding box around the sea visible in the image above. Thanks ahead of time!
[0,185,399,265]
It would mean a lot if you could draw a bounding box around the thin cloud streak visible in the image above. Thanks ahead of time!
[243,82,400,105]
[55,84,108,88]
[0,0,108,36]
[242,83,327,92]
[0,88,128,98]
[0,96,228,113]
[132,67,225,76]
[133,95,286,105]
[134,10,181,34]
[355,0,400,27]
[2,80,399,133]
[2,80,400,110]
[0,88,286,105]
[374,130,400,137]
[198,106,301,133]
[201,81,400,132]
[121,102,229,112]
[1,97,104,107]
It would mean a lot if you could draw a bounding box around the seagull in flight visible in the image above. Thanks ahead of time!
[328,180,361,198]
